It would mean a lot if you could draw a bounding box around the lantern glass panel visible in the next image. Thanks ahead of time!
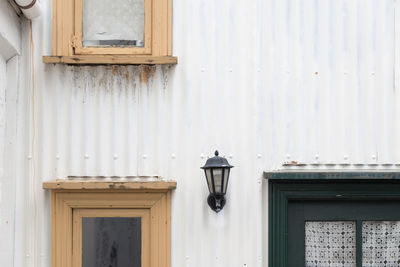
[213,168,223,194]
[223,169,230,194]
[205,169,213,194]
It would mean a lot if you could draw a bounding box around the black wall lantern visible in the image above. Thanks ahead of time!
[201,150,234,212]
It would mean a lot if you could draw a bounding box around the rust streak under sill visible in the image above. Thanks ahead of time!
[43,55,178,65]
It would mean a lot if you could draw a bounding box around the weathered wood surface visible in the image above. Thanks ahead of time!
[43,179,177,190]
[43,56,178,65]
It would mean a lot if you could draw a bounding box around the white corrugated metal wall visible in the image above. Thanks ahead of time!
[0,1,21,266]
[9,0,400,266]
[0,53,9,266]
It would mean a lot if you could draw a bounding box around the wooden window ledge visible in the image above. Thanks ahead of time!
[42,55,178,65]
[43,179,177,191]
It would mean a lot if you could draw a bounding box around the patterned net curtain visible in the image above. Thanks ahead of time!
[306,221,400,267]
[305,221,356,267]
[362,221,400,266]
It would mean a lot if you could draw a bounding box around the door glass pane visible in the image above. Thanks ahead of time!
[305,221,356,267]
[82,217,141,267]
[82,0,145,47]
[362,221,400,266]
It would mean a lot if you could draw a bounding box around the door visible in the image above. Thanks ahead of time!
[288,199,400,267]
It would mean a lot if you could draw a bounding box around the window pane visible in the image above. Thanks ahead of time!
[305,221,356,267]
[82,0,145,47]
[82,217,141,267]
[363,221,400,266]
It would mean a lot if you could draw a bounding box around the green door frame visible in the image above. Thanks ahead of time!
[266,172,400,267]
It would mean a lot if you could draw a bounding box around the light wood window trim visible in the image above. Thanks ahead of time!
[44,180,176,267]
[43,180,177,190]
[74,0,152,55]
[73,209,150,267]
[42,55,177,64]
[44,0,176,65]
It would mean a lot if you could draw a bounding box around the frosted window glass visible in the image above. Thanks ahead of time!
[223,169,230,194]
[205,169,213,193]
[82,0,145,47]
[362,221,400,266]
[82,217,141,267]
[305,221,356,267]
[213,169,223,193]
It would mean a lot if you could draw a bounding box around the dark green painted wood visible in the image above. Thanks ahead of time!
[268,181,273,267]
[264,171,400,180]
[269,179,400,267]
[287,201,305,266]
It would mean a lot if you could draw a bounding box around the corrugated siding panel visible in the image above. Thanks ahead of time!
[0,53,12,267]
[12,0,400,266]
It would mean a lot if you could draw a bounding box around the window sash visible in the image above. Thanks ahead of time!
[74,0,152,55]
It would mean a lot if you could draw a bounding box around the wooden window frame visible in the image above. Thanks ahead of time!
[266,171,400,267]
[43,0,177,65]
[43,180,176,267]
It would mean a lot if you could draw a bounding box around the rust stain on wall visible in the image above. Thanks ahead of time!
[98,77,105,86]
[282,161,307,166]
[125,71,130,83]
[111,65,119,76]
[139,65,156,83]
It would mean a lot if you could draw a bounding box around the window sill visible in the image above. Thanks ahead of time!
[43,179,177,191]
[42,55,177,65]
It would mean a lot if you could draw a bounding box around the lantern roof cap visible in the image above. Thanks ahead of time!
[201,150,234,169]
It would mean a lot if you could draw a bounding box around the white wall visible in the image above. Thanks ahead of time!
[0,54,10,267]
[9,0,400,266]
[0,54,19,267]
[0,1,21,266]
[0,0,20,59]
